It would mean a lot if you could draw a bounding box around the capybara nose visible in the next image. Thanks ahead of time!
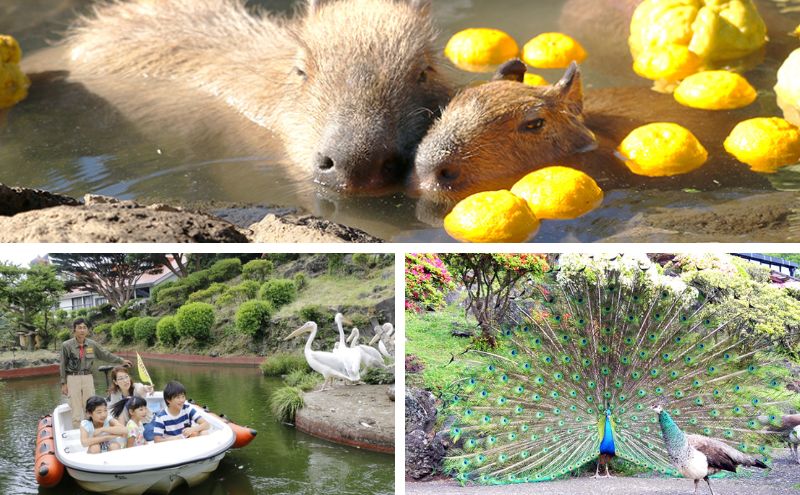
[314,153,335,173]
[312,150,407,193]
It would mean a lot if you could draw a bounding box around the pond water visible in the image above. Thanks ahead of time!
[0,0,799,241]
[0,361,394,495]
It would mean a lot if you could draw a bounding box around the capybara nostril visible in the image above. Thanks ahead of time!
[315,153,335,172]
[437,166,461,183]
[379,154,408,182]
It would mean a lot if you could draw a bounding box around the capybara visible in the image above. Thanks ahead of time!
[62,0,451,194]
[412,59,772,204]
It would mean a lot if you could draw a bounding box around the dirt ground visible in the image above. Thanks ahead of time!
[406,450,800,495]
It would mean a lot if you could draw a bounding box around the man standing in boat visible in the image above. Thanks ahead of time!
[60,318,132,428]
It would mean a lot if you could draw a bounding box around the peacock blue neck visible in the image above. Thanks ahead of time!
[599,415,616,455]
[658,410,686,453]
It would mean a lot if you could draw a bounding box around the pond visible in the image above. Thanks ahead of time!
[0,0,799,242]
[0,360,394,495]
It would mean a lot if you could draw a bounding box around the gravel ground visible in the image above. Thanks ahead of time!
[406,451,800,495]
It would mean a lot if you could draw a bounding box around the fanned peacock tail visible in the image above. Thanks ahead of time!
[442,255,797,485]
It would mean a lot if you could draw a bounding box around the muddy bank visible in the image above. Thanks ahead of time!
[295,385,395,454]
[0,184,381,242]
[116,350,262,367]
[0,349,59,379]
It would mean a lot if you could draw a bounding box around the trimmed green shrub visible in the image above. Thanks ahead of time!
[242,259,274,281]
[156,316,179,346]
[55,309,69,324]
[293,273,307,290]
[134,317,158,345]
[259,279,296,308]
[175,302,215,342]
[188,283,227,302]
[219,280,261,305]
[298,305,333,326]
[260,352,308,376]
[352,253,370,268]
[235,300,274,336]
[93,323,112,336]
[122,317,141,343]
[110,321,126,341]
[153,285,188,308]
[56,328,72,342]
[269,386,304,423]
[208,258,242,282]
[182,271,211,293]
[110,318,136,343]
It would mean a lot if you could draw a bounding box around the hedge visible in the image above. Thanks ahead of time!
[156,316,179,346]
[134,317,158,346]
[235,300,274,336]
[259,279,297,308]
[175,302,215,342]
[242,259,274,281]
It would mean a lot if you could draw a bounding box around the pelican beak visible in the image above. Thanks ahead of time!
[284,322,314,340]
[369,333,381,346]
[335,313,344,325]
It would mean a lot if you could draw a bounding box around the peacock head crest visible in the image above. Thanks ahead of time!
[604,409,612,417]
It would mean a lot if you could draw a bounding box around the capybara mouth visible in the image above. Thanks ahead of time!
[313,154,410,197]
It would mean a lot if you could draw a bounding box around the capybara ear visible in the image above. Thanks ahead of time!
[551,61,583,115]
[492,59,526,83]
[409,0,432,13]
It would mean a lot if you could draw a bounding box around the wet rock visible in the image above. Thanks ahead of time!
[248,214,382,243]
[0,183,79,216]
[406,387,437,433]
[406,429,446,480]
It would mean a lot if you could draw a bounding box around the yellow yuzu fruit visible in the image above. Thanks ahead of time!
[510,166,603,220]
[617,122,708,176]
[444,190,540,243]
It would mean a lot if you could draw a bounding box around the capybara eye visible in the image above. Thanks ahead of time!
[294,66,307,79]
[418,66,434,84]
[520,118,545,132]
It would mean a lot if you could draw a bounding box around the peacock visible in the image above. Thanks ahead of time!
[441,255,796,486]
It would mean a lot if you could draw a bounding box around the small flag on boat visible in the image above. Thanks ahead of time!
[136,352,153,385]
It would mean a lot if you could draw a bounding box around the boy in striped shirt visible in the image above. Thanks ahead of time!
[153,381,210,442]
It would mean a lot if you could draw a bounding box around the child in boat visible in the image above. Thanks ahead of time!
[108,366,155,440]
[80,395,126,453]
[152,381,210,442]
[124,396,149,447]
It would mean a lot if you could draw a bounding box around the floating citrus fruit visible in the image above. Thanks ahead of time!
[0,35,21,64]
[522,33,586,69]
[617,123,708,177]
[445,28,519,73]
[775,48,800,127]
[0,63,29,109]
[629,0,767,82]
[510,166,603,220]
[674,70,756,110]
[523,73,548,86]
[444,190,539,243]
[632,44,702,82]
[723,117,800,173]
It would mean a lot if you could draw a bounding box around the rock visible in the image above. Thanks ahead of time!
[249,213,382,243]
[387,385,395,401]
[0,183,79,216]
[405,387,438,433]
[406,429,446,480]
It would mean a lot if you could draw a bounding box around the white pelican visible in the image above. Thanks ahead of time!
[333,313,361,382]
[283,321,351,391]
[369,322,395,359]
[346,327,387,370]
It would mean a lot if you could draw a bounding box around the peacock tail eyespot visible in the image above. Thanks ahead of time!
[487,365,496,372]
[535,376,544,385]
[662,353,672,361]
[733,406,742,414]
[503,329,512,337]
[747,365,756,373]
[498,397,507,405]
[713,388,720,396]
[669,370,679,379]
[650,369,659,377]
[621,356,630,365]
[601,366,611,376]
[522,362,531,371]
[582,358,592,367]
[710,409,720,417]
[510,349,518,357]
[553,315,562,322]
[655,387,664,394]
[551,391,560,399]
[523,326,530,332]
[515,405,524,414]
[465,408,474,416]
[500,374,509,383]
[692,380,701,388]
[588,381,596,389]
[684,356,693,365]
[569,404,578,411]
[532,393,541,401]
[557,419,565,426]
[500,417,510,425]
[572,373,581,381]
[723,353,731,361]
[648,334,657,342]
[639,351,649,359]
[543,356,553,364]
[627,315,635,322]
[688,417,698,425]
[733,385,741,393]
[637,389,647,397]
[614,379,623,388]
[694,398,703,406]
[480,390,488,398]
[618,394,627,402]
[696,343,705,350]
[674,390,684,399]
[468,378,477,385]
[579,338,588,347]
[751,397,760,406]
[632,371,642,379]
[536,412,545,419]
[482,415,491,423]
[515,386,524,394]
[674,336,682,343]
[603,305,612,314]
[603,391,612,399]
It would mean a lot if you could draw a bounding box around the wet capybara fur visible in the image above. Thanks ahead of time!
[413,59,772,204]
[63,0,451,194]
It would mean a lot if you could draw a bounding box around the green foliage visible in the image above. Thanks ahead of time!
[110,321,126,342]
[265,253,299,264]
[55,309,69,324]
[56,328,71,342]
[207,258,242,282]
[116,301,141,320]
[134,317,158,345]
[235,300,274,336]
[218,280,260,305]
[269,386,304,423]
[152,285,187,309]
[188,283,227,302]
[297,305,331,326]
[93,323,112,336]
[405,253,455,312]
[259,279,297,308]
[175,302,215,342]
[156,316,179,346]
[182,270,211,293]
[352,253,370,268]
[110,318,136,343]
[0,263,64,334]
[327,253,345,275]
[121,317,141,344]
[362,367,395,384]
[293,273,307,291]
[260,352,308,376]
[284,369,322,391]
[76,308,88,317]
[242,259,274,281]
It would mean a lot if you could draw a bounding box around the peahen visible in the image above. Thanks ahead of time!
[442,256,795,485]
[652,403,767,494]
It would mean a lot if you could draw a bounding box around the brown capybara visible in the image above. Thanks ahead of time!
[62,0,451,194]
[412,59,772,204]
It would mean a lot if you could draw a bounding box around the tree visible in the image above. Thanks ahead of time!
[441,254,550,346]
[150,254,189,278]
[48,254,164,308]
[0,263,64,346]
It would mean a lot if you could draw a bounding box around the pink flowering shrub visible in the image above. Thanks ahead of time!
[405,253,455,312]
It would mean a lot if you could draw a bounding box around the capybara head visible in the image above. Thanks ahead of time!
[412,59,597,201]
[283,0,451,194]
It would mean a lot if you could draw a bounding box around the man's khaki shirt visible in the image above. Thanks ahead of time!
[59,337,124,384]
